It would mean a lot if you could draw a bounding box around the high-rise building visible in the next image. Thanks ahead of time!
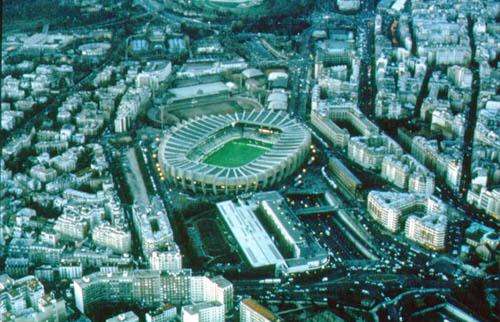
[74,270,162,314]
[73,270,232,315]
[210,276,233,314]
[161,270,192,305]
[190,276,233,314]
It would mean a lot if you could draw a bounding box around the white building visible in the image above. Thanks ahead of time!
[181,301,224,322]
[132,197,174,256]
[29,165,58,183]
[92,223,132,254]
[150,243,182,273]
[447,65,472,89]
[405,214,447,250]
[367,191,448,240]
[467,186,500,220]
[266,90,288,111]
[216,200,286,269]
[74,270,232,316]
[136,60,172,90]
[190,275,233,315]
[58,259,83,280]
[348,135,403,170]
[0,275,67,321]
[54,214,89,240]
[381,154,435,195]
[146,303,177,322]
[336,0,360,12]
[114,86,151,133]
[106,311,140,322]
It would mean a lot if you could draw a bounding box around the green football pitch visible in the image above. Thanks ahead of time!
[203,138,271,168]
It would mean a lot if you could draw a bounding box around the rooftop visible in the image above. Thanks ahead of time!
[182,301,223,315]
[217,200,285,268]
[241,298,280,321]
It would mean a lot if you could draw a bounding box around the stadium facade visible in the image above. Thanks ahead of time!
[159,110,311,195]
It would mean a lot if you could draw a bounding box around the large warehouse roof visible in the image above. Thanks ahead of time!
[217,200,285,268]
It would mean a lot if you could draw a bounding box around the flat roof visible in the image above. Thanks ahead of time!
[210,275,232,289]
[106,311,138,322]
[182,301,222,315]
[217,200,285,268]
[391,0,407,11]
[260,199,304,244]
[241,298,280,321]
[242,68,264,79]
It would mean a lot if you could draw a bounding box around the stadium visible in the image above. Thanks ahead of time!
[159,109,311,195]
[193,0,263,11]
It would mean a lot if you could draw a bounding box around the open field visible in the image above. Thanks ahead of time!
[172,101,242,120]
[203,138,271,168]
[194,218,231,257]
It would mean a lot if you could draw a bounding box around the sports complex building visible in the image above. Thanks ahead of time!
[158,110,311,195]
[216,191,329,274]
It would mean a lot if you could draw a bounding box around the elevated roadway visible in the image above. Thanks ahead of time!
[295,205,338,216]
